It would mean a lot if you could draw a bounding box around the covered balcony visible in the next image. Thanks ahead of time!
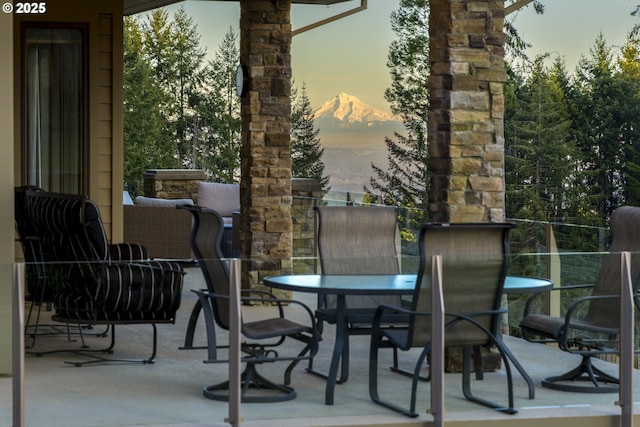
[4,193,640,427]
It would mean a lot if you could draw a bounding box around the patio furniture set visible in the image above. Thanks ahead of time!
[14,187,640,417]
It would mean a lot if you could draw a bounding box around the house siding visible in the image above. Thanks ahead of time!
[11,0,124,243]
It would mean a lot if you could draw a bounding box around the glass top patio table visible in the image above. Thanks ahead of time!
[264,273,552,405]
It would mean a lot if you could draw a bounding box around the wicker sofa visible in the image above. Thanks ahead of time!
[123,196,194,260]
[122,183,240,260]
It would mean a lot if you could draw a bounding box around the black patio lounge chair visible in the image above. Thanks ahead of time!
[519,205,640,392]
[180,205,319,402]
[22,190,185,365]
[369,222,527,417]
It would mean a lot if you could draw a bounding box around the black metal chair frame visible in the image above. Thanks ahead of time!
[180,205,319,403]
[519,206,640,393]
[369,222,529,417]
[520,206,640,393]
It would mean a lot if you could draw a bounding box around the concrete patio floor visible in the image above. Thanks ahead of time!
[1,266,638,427]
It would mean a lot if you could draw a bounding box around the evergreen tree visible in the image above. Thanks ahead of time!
[617,33,640,206]
[291,82,328,191]
[505,55,579,223]
[573,33,636,222]
[141,7,207,164]
[123,16,178,195]
[195,27,242,183]
[366,0,429,213]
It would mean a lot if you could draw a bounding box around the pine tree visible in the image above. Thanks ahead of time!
[366,0,429,213]
[123,16,179,195]
[291,82,329,191]
[573,33,635,222]
[505,55,578,222]
[617,33,640,206]
[141,7,207,164]
[195,27,242,183]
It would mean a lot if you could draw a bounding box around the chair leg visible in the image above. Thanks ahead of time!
[179,299,207,350]
[390,346,430,381]
[194,291,228,363]
[542,355,619,393]
[461,345,517,414]
[498,337,535,399]
[306,327,349,384]
[63,324,158,366]
[283,341,314,385]
[369,331,422,418]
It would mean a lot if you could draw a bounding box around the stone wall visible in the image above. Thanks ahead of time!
[428,0,506,223]
[143,169,207,201]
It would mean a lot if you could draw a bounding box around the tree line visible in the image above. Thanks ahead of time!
[123,7,326,196]
[369,0,640,235]
[125,3,640,237]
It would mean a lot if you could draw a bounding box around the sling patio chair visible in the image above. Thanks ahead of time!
[519,205,640,393]
[180,205,319,402]
[311,205,411,383]
[369,222,532,417]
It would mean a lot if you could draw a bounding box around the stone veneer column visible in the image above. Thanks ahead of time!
[239,0,293,293]
[428,0,506,223]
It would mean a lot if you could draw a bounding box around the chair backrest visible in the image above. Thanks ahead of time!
[585,206,640,330]
[315,205,400,309]
[410,223,514,348]
[24,190,110,262]
[181,205,232,330]
[15,185,43,247]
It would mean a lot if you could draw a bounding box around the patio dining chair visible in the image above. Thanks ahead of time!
[311,205,410,382]
[519,205,640,393]
[180,205,319,402]
[369,222,526,417]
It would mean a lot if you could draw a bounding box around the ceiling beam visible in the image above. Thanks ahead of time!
[505,0,535,15]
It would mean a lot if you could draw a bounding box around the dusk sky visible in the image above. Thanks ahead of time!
[165,0,639,112]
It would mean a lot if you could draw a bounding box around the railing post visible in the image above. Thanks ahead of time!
[428,255,444,426]
[13,263,25,427]
[545,222,561,317]
[225,258,242,427]
[617,251,633,427]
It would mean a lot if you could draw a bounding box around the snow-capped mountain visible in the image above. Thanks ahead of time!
[311,92,404,193]
[314,92,399,128]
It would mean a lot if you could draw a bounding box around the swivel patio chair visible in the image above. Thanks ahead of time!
[311,205,409,382]
[180,205,319,402]
[369,222,528,417]
[519,205,640,393]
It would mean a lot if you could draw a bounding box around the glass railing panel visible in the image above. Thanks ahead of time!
[8,247,638,426]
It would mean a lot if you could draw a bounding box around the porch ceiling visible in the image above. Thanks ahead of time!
[124,0,353,16]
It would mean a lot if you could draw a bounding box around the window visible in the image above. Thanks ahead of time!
[23,26,86,194]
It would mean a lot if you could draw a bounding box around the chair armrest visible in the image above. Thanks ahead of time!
[108,243,148,262]
[198,288,317,326]
[523,283,595,317]
[556,293,621,352]
[97,260,184,316]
